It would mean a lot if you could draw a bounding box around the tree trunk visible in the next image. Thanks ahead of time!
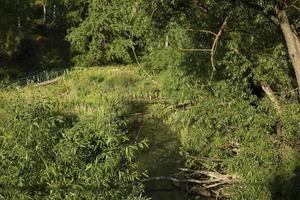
[43,4,46,23]
[276,9,300,98]
[17,0,21,29]
[17,16,21,29]
[53,4,56,21]
[165,35,169,48]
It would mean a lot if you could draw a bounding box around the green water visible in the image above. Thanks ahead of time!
[127,100,211,200]
[129,108,198,200]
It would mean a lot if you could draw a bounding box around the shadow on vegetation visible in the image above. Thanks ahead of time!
[288,166,300,199]
[126,101,196,200]
[270,155,300,200]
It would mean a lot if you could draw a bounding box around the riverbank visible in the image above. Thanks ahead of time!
[1,65,298,199]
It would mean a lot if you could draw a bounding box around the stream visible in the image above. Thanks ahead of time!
[129,103,207,200]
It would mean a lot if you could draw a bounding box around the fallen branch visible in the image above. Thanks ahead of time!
[141,176,217,185]
[178,168,239,198]
[261,82,284,135]
[35,77,62,87]
[141,168,239,198]
[185,155,223,163]
[178,168,239,184]
[261,82,282,113]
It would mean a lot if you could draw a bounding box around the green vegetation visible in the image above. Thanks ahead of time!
[1,0,300,200]
[0,67,150,199]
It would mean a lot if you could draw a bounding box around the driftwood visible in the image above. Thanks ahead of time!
[141,168,239,198]
[178,168,239,188]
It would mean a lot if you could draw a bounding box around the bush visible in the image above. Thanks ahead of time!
[160,70,300,199]
[0,96,147,200]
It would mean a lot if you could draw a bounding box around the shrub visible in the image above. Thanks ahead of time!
[0,96,147,200]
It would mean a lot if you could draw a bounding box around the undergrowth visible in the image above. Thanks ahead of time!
[158,67,300,200]
[0,66,152,200]
[1,65,299,199]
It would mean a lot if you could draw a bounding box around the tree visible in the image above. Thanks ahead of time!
[0,0,24,54]
[0,0,36,55]
[274,2,300,97]
[66,0,150,67]
[224,0,300,97]
[143,0,300,105]
[136,0,300,198]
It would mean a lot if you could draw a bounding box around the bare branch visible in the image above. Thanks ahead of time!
[178,168,239,181]
[205,181,227,188]
[141,176,218,185]
[178,168,239,196]
[210,16,229,83]
[180,16,229,85]
[131,45,151,78]
[186,28,217,37]
[292,5,300,11]
[139,168,239,198]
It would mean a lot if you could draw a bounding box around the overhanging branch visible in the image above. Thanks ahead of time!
[292,5,300,11]
[186,28,217,37]
[210,16,229,83]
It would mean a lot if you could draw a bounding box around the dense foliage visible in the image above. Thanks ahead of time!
[1,0,300,199]
[66,0,150,66]
[0,68,148,199]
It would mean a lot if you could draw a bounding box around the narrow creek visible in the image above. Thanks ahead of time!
[129,102,208,200]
